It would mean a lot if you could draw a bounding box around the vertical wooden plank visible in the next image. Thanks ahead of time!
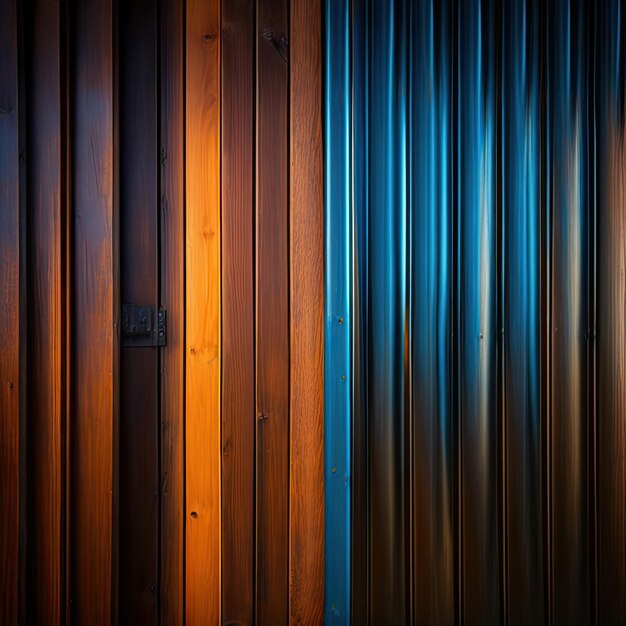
[118,0,159,623]
[256,0,289,622]
[159,0,185,621]
[24,0,64,622]
[185,0,221,622]
[221,0,255,623]
[69,0,117,621]
[0,0,21,623]
[289,0,324,623]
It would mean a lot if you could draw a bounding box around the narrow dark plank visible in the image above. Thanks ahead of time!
[159,0,185,621]
[69,0,116,621]
[118,0,159,623]
[350,0,368,621]
[549,2,593,623]
[0,0,21,623]
[597,2,626,621]
[539,2,551,622]
[221,0,255,623]
[289,0,325,623]
[502,2,545,624]
[24,0,64,622]
[256,0,289,622]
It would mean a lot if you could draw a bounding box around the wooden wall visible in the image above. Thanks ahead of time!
[0,0,323,624]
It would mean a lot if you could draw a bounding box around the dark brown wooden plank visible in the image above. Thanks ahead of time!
[24,0,64,622]
[256,0,289,623]
[159,0,185,622]
[289,0,324,623]
[185,0,221,622]
[0,0,21,623]
[221,0,255,624]
[118,0,159,623]
[69,0,116,621]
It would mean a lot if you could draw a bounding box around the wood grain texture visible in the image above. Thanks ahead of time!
[69,0,116,621]
[118,0,159,622]
[185,0,221,623]
[289,0,324,623]
[0,0,21,623]
[221,0,255,624]
[256,0,290,623]
[159,0,185,621]
[24,0,64,622]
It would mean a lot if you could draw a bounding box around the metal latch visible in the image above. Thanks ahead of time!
[121,305,166,347]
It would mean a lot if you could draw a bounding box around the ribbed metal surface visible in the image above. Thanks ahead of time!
[324,0,626,624]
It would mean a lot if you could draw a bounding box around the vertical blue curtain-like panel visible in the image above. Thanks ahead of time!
[325,0,626,624]
[457,2,499,622]
[409,1,454,624]
[502,2,543,624]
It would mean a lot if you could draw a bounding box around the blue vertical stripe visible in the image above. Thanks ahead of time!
[409,0,454,622]
[324,0,351,622]
[502,1,544,623]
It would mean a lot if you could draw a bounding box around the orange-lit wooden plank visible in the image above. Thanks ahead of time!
[289,0,325,623]
[185,0,221,623]
[69,0,117,622]
[0,0,22,623]
[160,0,185,622]
[25,0,64,622]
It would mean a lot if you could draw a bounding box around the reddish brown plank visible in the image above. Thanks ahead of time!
[221,0,255,624]
[159,0,185,622]
[69,0,116,621]
[24,0,64,622]
[0,0,21,623]
[185,0,221,623]
[256,0,290,623]
[118,0,159,623]
[289,0,325,623]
